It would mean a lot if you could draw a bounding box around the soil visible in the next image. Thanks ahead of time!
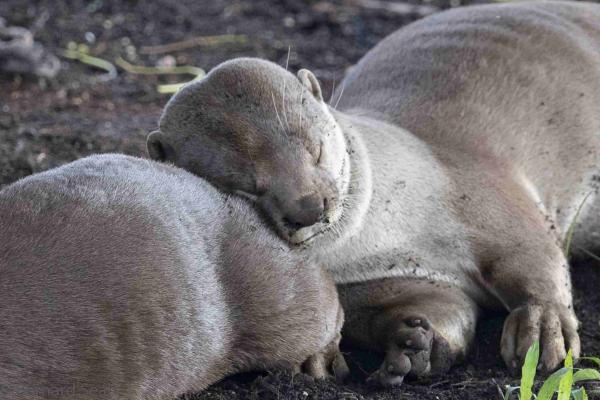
[1,1,599,399]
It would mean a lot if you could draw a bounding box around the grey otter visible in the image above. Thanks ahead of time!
[0,154,347,399]
[148,1,600,385]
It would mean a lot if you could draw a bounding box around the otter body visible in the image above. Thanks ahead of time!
[0,154,345,399]
[149,1,599,386]
[337,0,600,248]
[330,2,600,380]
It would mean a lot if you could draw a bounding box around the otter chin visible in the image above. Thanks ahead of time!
[288,220,328,245]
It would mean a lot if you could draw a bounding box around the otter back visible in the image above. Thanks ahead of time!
[0,154,343,400]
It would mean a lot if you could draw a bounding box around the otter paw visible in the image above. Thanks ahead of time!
[368,316,439,386]
[301,335,349,381]
[501,304,580,375]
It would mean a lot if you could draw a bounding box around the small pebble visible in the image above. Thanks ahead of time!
[283,16,295,28]
[84,31,96,44]
[156,55,176,68]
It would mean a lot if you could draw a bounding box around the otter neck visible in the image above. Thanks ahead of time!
[298,109,373,254]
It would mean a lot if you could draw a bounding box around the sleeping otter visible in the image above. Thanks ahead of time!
[147,1,600,385]
[0,154,347,399]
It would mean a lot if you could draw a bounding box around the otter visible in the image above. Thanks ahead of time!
[0,154,347,399]
[147,1,600,386]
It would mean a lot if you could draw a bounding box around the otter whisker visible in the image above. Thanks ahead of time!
[298,85,306,133]
[285,45,291,71]
[282,79,291,132]
[282,46,292,132]
[334,82,346,110]
[271,91,288,136]
[329,73,337,105]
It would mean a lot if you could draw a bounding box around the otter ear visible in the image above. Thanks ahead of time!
[146,130,174,162]
[297,69,324,103]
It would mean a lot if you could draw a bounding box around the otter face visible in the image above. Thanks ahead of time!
[147,58,350,245]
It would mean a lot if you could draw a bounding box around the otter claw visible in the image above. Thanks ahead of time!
[301,337,349,381]
[501,304,580,375]
[369,315,438,386]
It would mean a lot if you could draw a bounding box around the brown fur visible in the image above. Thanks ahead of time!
[148,0,600,385]
[0,154,347,399]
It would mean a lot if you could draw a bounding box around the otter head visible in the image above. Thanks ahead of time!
[147,58,351,245]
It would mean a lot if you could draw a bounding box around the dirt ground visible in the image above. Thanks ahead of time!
[1,1,599,399]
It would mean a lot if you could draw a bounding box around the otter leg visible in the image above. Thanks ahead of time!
[340,280,478,386]
[470,188,581,374]
[297,300,350,381]
[483,244,580,374]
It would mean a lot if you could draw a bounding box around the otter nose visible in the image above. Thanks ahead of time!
[283,194,325,228]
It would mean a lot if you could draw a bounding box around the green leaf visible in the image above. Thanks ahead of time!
[573,369,600,383]
[558,350,574,400]
[521,342,540,400]
[571,387,588,400]
[579,357,600,368]
[538,368,569,400]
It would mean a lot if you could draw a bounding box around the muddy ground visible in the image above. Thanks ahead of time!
[1,0,599,399]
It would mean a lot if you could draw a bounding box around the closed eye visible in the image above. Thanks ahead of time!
[234,190,259,202]
[316,142,323,165]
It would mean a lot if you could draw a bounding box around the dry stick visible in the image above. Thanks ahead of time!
[139,34,248,55]
[115,57,205,93]
[115,56,205,76]
[349,0,438,17]
[62,48,117,81]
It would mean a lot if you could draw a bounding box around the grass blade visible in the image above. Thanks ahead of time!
[538,368,569,400]
[558,350,574,400]
[564,191,593,257]
[573,246,600,263]
[521,342,540,400]
[571,387,588,400]
[573,369,600,383]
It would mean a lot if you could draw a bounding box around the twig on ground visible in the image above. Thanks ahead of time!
[115,57,205,93]
[347,0,438,17]
[139,34,248,55]
[450,378,494,389]
[62,44,116,81]
[430,379,452,388]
